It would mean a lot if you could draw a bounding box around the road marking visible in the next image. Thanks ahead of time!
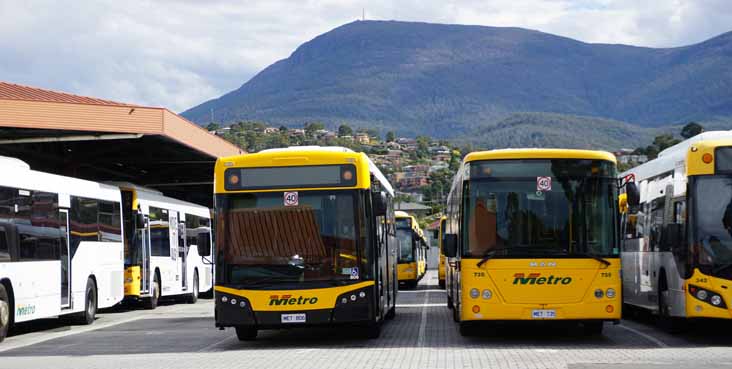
[198,334,237,352]
[617,324,669,348]
[398,289,445,293]
[415,291,429,347]
[396,303,445,308]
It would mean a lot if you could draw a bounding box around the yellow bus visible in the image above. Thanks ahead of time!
[443,149,622,336]
[438,216,447,289]
[396,211,428,288]
[620,132,732,331]
[213,147,398,340]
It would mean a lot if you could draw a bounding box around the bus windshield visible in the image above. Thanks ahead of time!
[693,176,732,272]
[464,159,617,258]
[216,190,366,285]
[396,228,414,263]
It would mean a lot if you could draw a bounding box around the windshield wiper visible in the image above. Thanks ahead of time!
[476,246,550,267]
[563,252,611,267]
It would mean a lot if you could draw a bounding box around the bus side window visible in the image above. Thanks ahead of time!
[650,198,664,252]
[674,201,685,224]
[70,197,99,257]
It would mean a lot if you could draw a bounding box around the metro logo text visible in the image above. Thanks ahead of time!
[512,273,572,285]
[268,294,319,306]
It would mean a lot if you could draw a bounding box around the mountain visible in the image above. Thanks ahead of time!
[181,21,732,146]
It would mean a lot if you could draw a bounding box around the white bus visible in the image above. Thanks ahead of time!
[0,156,124,342]
[118,184,213,309]
[621,131,732,330]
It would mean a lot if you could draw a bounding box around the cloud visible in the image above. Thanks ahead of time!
[1,0,731,113]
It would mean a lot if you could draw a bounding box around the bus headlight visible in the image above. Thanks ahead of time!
[606,288,616,298]
[711,295,722,306]
[221,296,228,303]
[594,289,604,299]
[697,290,708,300]
[470,288,480,299]
[482,289,492,300]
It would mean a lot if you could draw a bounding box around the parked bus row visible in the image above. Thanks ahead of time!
[396,211,428,289]
[0,156,213,342]
[6,130,732,343]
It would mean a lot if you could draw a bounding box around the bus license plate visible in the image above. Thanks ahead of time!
[281,313,306,324]
[531,309,556,319]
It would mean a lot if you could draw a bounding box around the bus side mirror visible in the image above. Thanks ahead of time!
[443,234,458,258]
[197,233,211,257]
[373,191,388,217]
[134,213,146,229]
[626,182,640,207]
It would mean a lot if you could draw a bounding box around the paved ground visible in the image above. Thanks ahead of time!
[3,271,732,368]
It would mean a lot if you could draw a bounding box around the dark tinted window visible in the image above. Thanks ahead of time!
[98,200,122,242]
[150,207,170,257]
[19,191,61,261]
[70,197,99,256]
[185,214,210,246]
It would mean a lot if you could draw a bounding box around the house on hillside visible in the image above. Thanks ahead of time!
[395,201,432,217]
[355,133,370,145]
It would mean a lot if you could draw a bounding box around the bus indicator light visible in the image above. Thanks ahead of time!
[229,175,240,185]
[472,305,480,313]
[605,305,614,313]
[342,170,353,181]
[702,153,713,164]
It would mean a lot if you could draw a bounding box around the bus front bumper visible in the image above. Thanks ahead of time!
[214,290,375,329]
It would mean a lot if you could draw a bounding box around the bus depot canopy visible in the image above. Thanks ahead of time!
[0,81,242,207]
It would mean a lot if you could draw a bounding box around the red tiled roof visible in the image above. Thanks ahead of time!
[0,81,137,107]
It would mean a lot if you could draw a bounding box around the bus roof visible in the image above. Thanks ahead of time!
[464,149,616,164]
[216,146,394,196]
[621,130,732,180]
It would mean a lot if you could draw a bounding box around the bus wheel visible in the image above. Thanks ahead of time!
[187,270,199,304]
[77,278,97,325]
[385,305,396,320]
[459,322,473,337]
[447,294,454,309]
[452,302,460,322]
[658,288,686,333]
[0,284,10,342]
[364,322,381,339]
[235,326,257,341]
[145,275,160,310]
[582,321,604,336]
[439,280,445,289]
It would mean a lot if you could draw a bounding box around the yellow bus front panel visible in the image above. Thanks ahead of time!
[124,266,141,297]
[438,254,446,283]
[685,269,732,319]
[398,262,418,282]
[215,282,376,328]
[458,259,621,321]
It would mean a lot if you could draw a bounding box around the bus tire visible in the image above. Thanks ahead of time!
[582,321,604,336]
[658,277,686,333]
[0,283,11,342]
[447,294,454,309]
[364,322,381,339]
[187,270,199,304]
[77,278,97,325]
[459,321,473,337]
[385,305,396,320]
[145,274,160,310]
[439,280,445,289]
[452,302,460,322]
[235,326,257,341]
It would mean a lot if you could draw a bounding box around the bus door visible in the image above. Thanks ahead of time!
[178,213,187,291]
[59,209,71,308]
[140,215,151,294]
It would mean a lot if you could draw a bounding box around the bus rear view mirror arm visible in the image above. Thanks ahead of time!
[373,191,388,217]
[625,182,640,208]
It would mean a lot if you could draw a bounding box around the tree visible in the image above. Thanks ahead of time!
[304,122,325,137]
[416,136,430,158]
[653,134,680,151]
[386,131,396,142]
[206,122,220,131]
[279,125,288,133]
[338,124,353,137]
[681,122,703,139]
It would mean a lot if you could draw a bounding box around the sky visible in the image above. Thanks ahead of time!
[1,0,731,113]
